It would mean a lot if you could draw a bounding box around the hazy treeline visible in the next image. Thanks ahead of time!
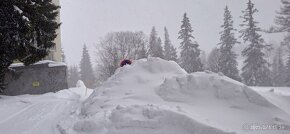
[68,0,290,88]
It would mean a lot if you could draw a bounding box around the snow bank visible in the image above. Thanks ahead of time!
[55,80,93,101]
[67,105,229,134]
[58,58,290,134]
[252,87,290,115]
[158,72,274,107]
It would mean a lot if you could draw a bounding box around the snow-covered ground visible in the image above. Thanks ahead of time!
[0,81,93,134]
[0,58,289,134]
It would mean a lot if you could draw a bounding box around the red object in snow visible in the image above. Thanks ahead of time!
[120,59,132,67]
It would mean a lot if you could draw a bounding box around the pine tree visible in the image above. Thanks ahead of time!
[275,0,290,33]
[272,46,287,86]
[283,34,290,86]
[0,0,60,92]
[79,45,96,89]
[148,27,158,57]
[149,27,164,58]
[68,65,80,87]
[137,43,147,59]
[218,6,241,81]
[178,13,203,73]
[286,52,290,86]
[275,0,290,86]
[200,50,207,69]
[207,48,221,73]
[240,0,272,86]
[164,27,178,62]
[156,37,164,59]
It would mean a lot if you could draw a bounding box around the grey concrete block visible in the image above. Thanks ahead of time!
[3,61,68,96]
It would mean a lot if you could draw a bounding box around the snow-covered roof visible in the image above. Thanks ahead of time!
[9,60,66,68]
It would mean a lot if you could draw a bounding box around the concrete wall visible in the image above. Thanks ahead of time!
[3,62,68,96]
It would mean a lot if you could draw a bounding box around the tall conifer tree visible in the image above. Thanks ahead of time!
[240,0,272,86]
[275,0,290,86]
[178,13,203,73]
[149,27,164,58]
[79,45,96,88]
[218,6,241,81]
[164,27,178,62]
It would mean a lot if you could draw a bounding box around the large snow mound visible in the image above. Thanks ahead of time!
[59,58,290,134]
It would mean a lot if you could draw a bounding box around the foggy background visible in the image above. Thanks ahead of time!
[60,0,282,66]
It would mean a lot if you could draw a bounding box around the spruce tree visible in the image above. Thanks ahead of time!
[68,65,80,88]
[275,0,290,33]
[218,6,241,81]
[275,0,290,86]
[272,46,287,86]
[137,43,147,59]
[240,0,272,86]
[286,52,290,86]
[164,27,178,62]
[148,27,164,58]
[178,13,203,73]
[156,37,164,59]
[0,0,60,92]
[79,45,96,89]
[207,48,221,73]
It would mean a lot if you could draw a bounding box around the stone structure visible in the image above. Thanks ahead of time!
[3,61,68,96]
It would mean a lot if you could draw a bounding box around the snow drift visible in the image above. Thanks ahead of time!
[58,58,290,134]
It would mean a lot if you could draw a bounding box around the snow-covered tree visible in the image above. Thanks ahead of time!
[272,46,287,86]
[200,50,207,69]
[275,0,290,33]
[282,34,290,86]
[67,65,80,88]
[218,6,241,81]
[149,27,164,58]
[275,0,290,86]
[157,37,164,59]
[164,27,178,62]
[138,42,147,59]
[80,45,96,89]
[239,0,272,86]
[178,13,203,73]
[96,31,148,81]
[0,0,60,92]
[207,48,221,73]
[286,52,290,86]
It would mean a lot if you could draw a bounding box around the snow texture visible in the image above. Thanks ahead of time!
[0,58,290,134]
[62,58,290,134]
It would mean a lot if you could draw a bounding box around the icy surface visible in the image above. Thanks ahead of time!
[0,58,290,134]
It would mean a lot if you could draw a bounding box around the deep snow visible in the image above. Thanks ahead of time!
[0,58,290,134]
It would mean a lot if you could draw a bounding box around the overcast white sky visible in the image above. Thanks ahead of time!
[60,0,283,66]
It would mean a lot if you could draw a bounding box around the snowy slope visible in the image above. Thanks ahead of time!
[58,58,290,134]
